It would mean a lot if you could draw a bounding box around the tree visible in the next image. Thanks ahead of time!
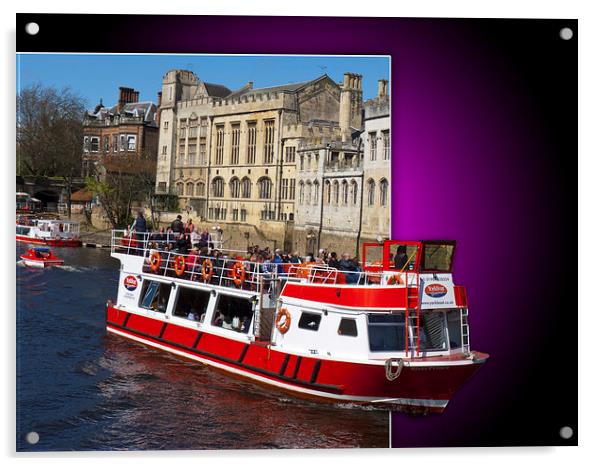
[86,149,156,229]
[17,84,85,217]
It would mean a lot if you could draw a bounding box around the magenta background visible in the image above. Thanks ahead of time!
[18,14,577,447]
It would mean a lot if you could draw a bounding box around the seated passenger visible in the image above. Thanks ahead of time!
[222,317,233,330]
[339,253,360,284]
[393,245,409,270]
[232,315,241,331]
[241,316,251,333]
[187,309,200,321]
[212,311,224,327]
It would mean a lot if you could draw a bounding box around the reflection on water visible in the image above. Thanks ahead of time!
[16,245,388,451]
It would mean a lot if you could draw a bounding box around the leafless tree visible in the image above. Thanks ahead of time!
[17,84,85,217]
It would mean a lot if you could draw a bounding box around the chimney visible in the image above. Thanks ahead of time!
[118,87,138,111]
[377,79,389,100]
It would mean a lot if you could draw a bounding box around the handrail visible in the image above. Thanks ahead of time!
[109,229,421,290]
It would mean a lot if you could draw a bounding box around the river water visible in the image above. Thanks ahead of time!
[16,244,388,451]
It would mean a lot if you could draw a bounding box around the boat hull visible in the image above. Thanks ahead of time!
[106,305,487,413]
[16,235,82,247]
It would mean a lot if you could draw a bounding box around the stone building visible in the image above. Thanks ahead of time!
[82,87,159,177]
[155,69,361,251]
[292,78,391,257]
[154,69,389,255]
[361,79,391,241]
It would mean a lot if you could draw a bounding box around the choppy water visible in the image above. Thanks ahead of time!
[16,244,388,451]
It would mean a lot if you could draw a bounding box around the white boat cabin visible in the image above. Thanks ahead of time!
[111,230,471,363]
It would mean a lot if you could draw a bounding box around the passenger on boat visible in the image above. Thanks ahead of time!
[328,251,340,269]
[289,251,302,264]
[222,316,233,330]
[241,316,251,333]
[393,245,409,270]
[174,233,189,253]
[200,229,210,250]
[190,227,202,248]
[212,311,224,327]
[170,215,184,234]
[187,308,200,321]
[273,249,284,274]
[185,219,194,236]
[339,253,361,284]
[186,247,201,280]
[231,315,241,331]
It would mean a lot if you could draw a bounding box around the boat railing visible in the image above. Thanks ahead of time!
[110,229,409,288]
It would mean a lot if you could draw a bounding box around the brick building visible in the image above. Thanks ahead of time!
[82,87,159,177]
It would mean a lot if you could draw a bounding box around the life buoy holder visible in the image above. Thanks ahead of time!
[385,358,404,381]
[231,261,246,287]
[200,258,213,282]
[174,255,186,276]
[387,274,405,286]
[149,252,162,272]
[275,307,291,334]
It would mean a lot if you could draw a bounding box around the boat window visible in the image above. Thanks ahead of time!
[212,293,253,334]
[446,310,462,349]
[173,286,211,323]
[298,312,322,331]
[338,318,358,337]
[418,312,448,352]
[16,226,30,235]
[421,243,455,272]
[367,313,406,352]
[139,280,172,313]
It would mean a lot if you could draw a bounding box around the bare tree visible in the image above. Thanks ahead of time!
[86,149,156,229]
[17,84,85,217]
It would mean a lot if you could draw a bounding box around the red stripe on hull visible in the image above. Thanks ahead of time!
[106,306,486,410]
[281,282,415,309]
[16,235,82,247]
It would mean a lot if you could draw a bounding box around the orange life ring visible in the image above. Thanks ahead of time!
[174,255,186,276]
[387,273,405,285]
[149,252,162,272]
[230,261,246,286]
[275,307,291,334]
[201,258,213,282]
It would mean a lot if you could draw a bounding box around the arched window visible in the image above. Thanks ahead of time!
[342,180,348,205]
[241,177,252,198]
[211,177,224,197]
[324,180,331,204]
[351,180,358,205]
[229,177,241,198]
[258,177,272,199]
[176,182,184,196]
[195,182,205,197]
[333,180,340,205]
[305,180,312,205]
[299,182,305,204]
[300,155,304,171]
[313,180,319,205]
[379,178,389,207]
[367,179,375,206]
[185,182,194,196]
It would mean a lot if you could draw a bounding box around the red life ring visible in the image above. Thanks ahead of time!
[230,261,246,287]
[174,255,186,276]
[387,274,405,286]
[149,252,162,272]
[201,258,213,282]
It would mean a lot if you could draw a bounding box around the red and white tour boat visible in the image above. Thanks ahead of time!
[20,247,64,268]
[106,231,488,413]
[16,217,82,247]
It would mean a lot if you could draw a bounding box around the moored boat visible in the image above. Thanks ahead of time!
[20,247,64,268]
[106,231,488,414]
[16,217,82,247]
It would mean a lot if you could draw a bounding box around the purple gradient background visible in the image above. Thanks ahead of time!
[17,15,577,447]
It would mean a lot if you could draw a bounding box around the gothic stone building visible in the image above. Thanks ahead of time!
[155,69,389,255]
[82,87,159,177]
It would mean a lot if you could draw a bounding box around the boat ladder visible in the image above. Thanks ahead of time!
[460,307,471,354]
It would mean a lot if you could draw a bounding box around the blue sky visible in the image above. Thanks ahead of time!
[17,54,390,109]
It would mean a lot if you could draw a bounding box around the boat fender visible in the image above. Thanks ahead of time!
[275,308,291,334]
[174,255,186,276]
[201,258,214,282]
[231,261,246,287]
[387,274,405,286]
[385,358,404,381]
[149,252,162,272]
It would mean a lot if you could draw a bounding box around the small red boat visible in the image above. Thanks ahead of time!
[20,247,64,268]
